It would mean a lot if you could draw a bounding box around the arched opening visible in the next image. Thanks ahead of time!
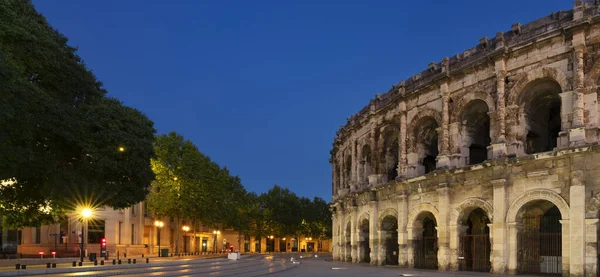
[361,145,372,185]
[414,117,439,174]
[380,215,399,265]
[412,212,438,269]
[460,100,490,165]
[459,208,491,272]
[521,79,561,154]
[359,218,370,263]
[382,131,399,181]
[517,200,562,275]
[345,222,351,262]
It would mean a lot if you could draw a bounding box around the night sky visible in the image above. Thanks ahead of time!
[32,0,571,201]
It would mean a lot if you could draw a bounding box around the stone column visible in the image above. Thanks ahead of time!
[437,82,451,168]
[570,28,586,146]
[561,219,571,276]
[351,140,357,191]
[399,101,408,178]
[506,222,521,275]
[351,206,359,263]
[397,192,409,267]
[332,209,340,261]
[437,183,450,271]
[491,178,508,274]
[369,200,379,265]
[569,170,586,276]
[489,58,508,159]
[406,227,418,268]
[449,225,468,271]
[585,219,599,276]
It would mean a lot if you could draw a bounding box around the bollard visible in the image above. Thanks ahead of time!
[118,260,122,264]
[72,261,77,267]
[52,263,56,268]
[127,258,131,264]
[94,260,98,266]
[15,264,20,270]
[78,262,82,267]
[146,258,149,263]
[100,260,104,265]
[112,259,116,265]
[21,265,26,270]
[133,259,136,264]
[46,263,51,268]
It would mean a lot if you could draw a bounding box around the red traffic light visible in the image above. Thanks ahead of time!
[101,238,107,246]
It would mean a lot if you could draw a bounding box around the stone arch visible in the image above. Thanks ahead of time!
[451,197,494,225]
[507,67,570,106]
[407,203,440,228]
[506,189,569,223]
[407,108,442,143]
[357,212,370,224]
[378,208,399,226]
[451,91,496,123]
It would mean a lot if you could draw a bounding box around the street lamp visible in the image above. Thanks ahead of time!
[80,208,92,262]
[154,220,164,257]
[212,230,220,254]
[182,226,190,253]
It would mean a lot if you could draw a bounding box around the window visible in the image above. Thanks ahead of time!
[143,202,149,217]
[87,220,105,243]
[131,224,135,244]
[34,228,41,244]
[118,222,122,244]
[131,204,135,216]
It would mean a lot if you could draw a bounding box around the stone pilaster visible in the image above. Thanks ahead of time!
[506,222,522,275]
[351,206,358,263]
[561,219,571,276]
[449,225,468,271]
[437,82,451,168]
[369,200,379,265]
[332,211,339,260]
[569,170,586,276]
[491,178,508,274]
[397,192,409,267]
[437,183,450,270]
[495,57,507,143]
[399,101,408,178]
[585,219,599,277]
[351,140,357,191]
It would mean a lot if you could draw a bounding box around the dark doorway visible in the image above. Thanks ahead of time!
[518,204,562,275]
[279,239,286,253]
[414,216,438,269]
[359,219,370,263]
[381,215,399,265]
[459,208,491,272]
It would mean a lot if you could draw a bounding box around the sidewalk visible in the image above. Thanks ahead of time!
[0,252,227,274]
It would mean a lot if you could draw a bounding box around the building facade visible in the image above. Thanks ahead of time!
[330,1,600,276]
[2,200,331,258]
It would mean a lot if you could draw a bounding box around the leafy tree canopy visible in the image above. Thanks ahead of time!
[0,0,155,228]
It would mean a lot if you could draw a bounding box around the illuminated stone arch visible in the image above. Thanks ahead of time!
[451,91,495,123]
[407,203,440,228]
[507,67,570,106]
[505,189,569,223]
[450,197,494,225]
[406,108,442,152]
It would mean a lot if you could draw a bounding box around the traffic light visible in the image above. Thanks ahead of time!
[100,238,107,258]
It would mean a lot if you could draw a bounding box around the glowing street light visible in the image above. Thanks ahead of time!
[155,220,164,257]
[182,226,190,232]
[118,146,125,152]
[80,208,92,262]
[212,230,220,254]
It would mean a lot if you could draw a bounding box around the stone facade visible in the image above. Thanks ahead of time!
[330,1,600,276]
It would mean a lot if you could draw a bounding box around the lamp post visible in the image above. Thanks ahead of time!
[212,230,220,254]
[80,208,92,262]
[182,226,190,253]
[154,220,164,257]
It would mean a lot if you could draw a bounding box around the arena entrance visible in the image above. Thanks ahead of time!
[380,215,398,265]
[517,203,562,275]
[413,214,438,269]
[359,218,370,263]
[458,208,491,272]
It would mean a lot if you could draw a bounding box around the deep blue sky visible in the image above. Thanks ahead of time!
[32,0,571,202]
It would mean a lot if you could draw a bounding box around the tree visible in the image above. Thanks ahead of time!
[0,0,156,228]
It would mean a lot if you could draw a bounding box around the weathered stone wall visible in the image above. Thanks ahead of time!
[331,1,600,276]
